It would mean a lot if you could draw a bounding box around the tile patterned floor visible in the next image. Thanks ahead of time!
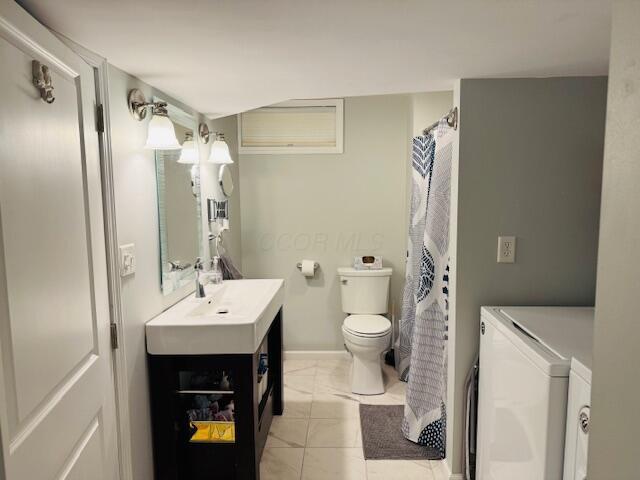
[260,357,449,480]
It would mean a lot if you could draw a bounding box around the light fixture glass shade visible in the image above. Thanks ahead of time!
[178,137,199,164]
[144,113,181,150]
[208,138,234,164]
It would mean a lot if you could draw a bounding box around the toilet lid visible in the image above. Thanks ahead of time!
[343,315,391,336]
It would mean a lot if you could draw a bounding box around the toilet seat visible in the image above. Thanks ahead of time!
[343,314,391,338]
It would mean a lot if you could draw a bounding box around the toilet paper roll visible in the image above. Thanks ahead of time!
[300,259,316,277]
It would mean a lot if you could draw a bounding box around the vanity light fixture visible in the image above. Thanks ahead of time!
[178,132,199,164]
[128,88,181,150]
[208,134,234,164]
[198,123,234,164]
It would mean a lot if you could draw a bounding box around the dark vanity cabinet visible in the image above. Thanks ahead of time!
[148,310,283,480]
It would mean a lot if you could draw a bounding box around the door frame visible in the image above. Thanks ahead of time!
[53,34,134,480]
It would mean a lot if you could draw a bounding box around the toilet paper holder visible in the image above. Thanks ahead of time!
[296,261,319,272]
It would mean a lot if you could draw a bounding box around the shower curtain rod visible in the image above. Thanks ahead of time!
[422,107,458,135]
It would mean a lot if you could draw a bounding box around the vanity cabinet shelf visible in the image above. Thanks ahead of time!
[176,390,235,394]
[148,309,283,480]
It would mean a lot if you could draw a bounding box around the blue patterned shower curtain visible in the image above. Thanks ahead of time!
[398,117,453,457]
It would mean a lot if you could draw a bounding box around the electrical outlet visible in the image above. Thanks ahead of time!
[497,236,516,263]
[119,243,136,277]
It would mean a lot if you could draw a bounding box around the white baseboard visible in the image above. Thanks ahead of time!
[442,458,464,480]
[447,467,465,479]
[284,350,350,361]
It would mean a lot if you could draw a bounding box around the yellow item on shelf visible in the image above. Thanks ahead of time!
[190,422,211,442]
[189,421,235,443]
[211,422,235,442]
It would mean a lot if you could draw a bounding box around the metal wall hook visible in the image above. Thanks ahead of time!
[32,61,55,104]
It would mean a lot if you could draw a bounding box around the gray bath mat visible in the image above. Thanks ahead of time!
[359,404,441,460]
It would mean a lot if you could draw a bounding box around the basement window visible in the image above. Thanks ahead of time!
[238,99,344,154]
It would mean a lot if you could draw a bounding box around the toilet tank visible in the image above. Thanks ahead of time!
[338,267,392,314]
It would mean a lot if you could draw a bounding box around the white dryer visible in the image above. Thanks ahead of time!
[476,306,594,480]
[563,357,591,480]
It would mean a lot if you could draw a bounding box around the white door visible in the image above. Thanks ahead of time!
[0,2,119,479]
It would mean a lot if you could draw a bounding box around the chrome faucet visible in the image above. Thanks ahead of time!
[194,257,206,298]
[168,261,191,272]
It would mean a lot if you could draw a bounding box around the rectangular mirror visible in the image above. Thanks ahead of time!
[155,102,203,295]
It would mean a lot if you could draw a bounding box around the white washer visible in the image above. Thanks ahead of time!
[563,357,591,480]
[476,306,594,480]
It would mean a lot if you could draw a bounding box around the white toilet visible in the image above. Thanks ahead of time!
[338,267,392,395]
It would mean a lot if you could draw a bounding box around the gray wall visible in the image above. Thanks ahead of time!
[589,1,640,477]
[107,64,240,480]
[239,94,410,350]
[411,91,454,137]
[447,77,607,474]
[239,93,451,350]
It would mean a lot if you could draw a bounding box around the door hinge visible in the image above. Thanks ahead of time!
[110,323,119,349]
[96,104,105,133]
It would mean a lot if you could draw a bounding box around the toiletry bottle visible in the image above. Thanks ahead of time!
[210,256,223,285]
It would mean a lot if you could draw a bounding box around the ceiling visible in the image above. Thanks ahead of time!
[19,0,612,118]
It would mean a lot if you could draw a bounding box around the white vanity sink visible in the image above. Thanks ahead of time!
[146,279,284,355]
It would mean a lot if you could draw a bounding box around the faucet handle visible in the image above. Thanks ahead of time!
[194,257,203,270]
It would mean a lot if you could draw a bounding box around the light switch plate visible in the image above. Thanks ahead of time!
[119,243,136,277]
[497,236,516,263]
